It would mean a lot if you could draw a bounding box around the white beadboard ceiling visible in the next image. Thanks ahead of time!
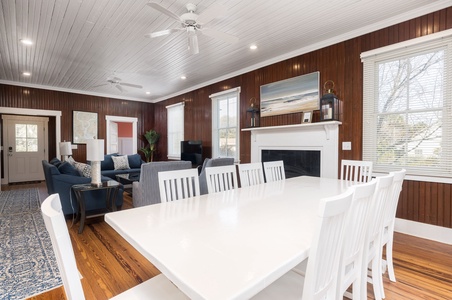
[0,0,451,103]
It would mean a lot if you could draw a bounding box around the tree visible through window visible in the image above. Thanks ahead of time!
[362,32,452,178]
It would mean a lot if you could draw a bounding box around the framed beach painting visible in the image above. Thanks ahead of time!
[260,72,320,117]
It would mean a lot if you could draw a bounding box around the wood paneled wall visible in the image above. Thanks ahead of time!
[155,7,452,229]
[0,84,154,162]
[1,8,451,229]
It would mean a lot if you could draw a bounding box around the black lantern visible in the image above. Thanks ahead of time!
[246,97,259,127]
[320,80,340,121]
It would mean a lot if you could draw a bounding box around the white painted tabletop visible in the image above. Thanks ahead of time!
[105,176,350,300]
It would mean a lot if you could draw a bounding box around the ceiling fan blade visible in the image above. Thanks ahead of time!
[197,3,227,24]
[91,83,108,88]
[120,83,143,89]
[146,2,180,21]
[188,32,199,55]
[115,85,123,92]
[201,28,239,44]
[145,28,183,38]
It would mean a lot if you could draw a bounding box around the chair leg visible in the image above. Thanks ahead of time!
[371,256,384,300]
[386,236,396,282]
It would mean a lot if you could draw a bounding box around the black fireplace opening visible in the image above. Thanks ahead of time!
[261,149,321,179]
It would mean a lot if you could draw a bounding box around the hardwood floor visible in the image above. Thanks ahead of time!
[4,182,450,299]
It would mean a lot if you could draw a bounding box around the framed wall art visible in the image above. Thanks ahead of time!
[73,111,98,144]
[302,111,313,123]
[260,71,320,117]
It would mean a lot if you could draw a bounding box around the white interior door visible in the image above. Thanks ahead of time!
[3,115,48,183]
[110,121,119,153]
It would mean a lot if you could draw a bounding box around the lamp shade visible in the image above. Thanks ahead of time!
[86,139,104,162]
[59,142,72,156]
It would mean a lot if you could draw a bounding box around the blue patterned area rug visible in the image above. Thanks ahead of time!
[0,189,62,300]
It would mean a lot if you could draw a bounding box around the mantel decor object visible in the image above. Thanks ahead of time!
[246,97,259,127]
[87,139,104,187]
[320,80,340,121]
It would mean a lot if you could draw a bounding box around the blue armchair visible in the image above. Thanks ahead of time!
[42,159,124,216]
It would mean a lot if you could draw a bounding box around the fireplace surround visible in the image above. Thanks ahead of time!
[242,121,341,178]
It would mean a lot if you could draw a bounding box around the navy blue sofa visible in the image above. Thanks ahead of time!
[42,159,124,216]
[100,153,144,179]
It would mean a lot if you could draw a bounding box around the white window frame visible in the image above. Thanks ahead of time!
[210,87,241,162]
[362,29,452,183]
[166,102,185,160]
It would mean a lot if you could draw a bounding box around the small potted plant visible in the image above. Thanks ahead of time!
[140,129,160,162]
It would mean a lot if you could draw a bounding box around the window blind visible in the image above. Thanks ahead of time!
[166,102,184,160]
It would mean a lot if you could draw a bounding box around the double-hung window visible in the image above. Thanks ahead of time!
[362,30,452,180]
[210,87,240,162]
[166,102,185,160]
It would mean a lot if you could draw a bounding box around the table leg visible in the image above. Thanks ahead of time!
[77,192,87,234]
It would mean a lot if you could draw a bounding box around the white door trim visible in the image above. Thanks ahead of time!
[105,115,138,154]
[0,107,62,185]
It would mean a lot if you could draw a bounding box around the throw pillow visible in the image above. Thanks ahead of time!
[112,155,130,170]
[74,162,92,177]
[49,157,62,167]
[128,154,142,169]
[58,161,80,176]
[66,156,76,166]
[101,153,118,170]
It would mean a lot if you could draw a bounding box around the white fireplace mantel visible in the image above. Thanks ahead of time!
[242,121,341,178]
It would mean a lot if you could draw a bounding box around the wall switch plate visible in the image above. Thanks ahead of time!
[342,141,352,150]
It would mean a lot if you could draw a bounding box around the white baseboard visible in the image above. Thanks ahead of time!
[395,218,452,245]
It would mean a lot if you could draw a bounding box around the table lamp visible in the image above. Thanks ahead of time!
[59,141,72,161]
[86,139,104,187]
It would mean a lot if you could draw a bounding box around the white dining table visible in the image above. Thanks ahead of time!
[105,176,350,300]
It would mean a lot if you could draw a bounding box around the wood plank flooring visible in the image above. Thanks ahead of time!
[4,182,451,299]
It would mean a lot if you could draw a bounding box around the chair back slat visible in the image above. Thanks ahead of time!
[340,159,373,183]
[158,168,200,202]
[205,165,238,193]
[302,188,354,299]
[41,194,85,300]
[238,163,265,187]
[263,160,286,182]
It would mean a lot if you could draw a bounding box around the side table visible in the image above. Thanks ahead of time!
[72,180,120,234]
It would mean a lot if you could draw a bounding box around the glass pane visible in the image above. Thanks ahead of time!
[378,50,444,113]
[226,128,236,157]
[218,99,228,128]
[27,138,38,152]
[15,124,27,137]
[228,97,237,127]
[377,111,442,166]
[218,129,228,157]
[16,138,27,152]
[27,124,38,138]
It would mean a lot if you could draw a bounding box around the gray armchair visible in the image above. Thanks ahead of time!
[132,161,192,207]
[199,157,235,194]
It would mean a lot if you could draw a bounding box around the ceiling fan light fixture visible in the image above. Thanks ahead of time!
[188,32,199,55]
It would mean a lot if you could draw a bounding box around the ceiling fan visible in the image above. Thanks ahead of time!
[92,76,143,93]
[145,2,239,55]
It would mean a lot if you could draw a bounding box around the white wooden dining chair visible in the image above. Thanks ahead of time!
[252,188,354,300]
[238,162,265,187]
[158,168,200,202]
[361,173,394,300]
[263,160,286,182]
[341,159,373,183]
[379,169,406,293]
[204,165,238,193]
[41,193,189,300]
[337,179,377,300]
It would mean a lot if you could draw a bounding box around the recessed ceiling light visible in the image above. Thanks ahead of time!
[20,39,33,45]
[146,91,151,95]
[181,75,187,80]
[22,72,31,76]
[250,44,257,50]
